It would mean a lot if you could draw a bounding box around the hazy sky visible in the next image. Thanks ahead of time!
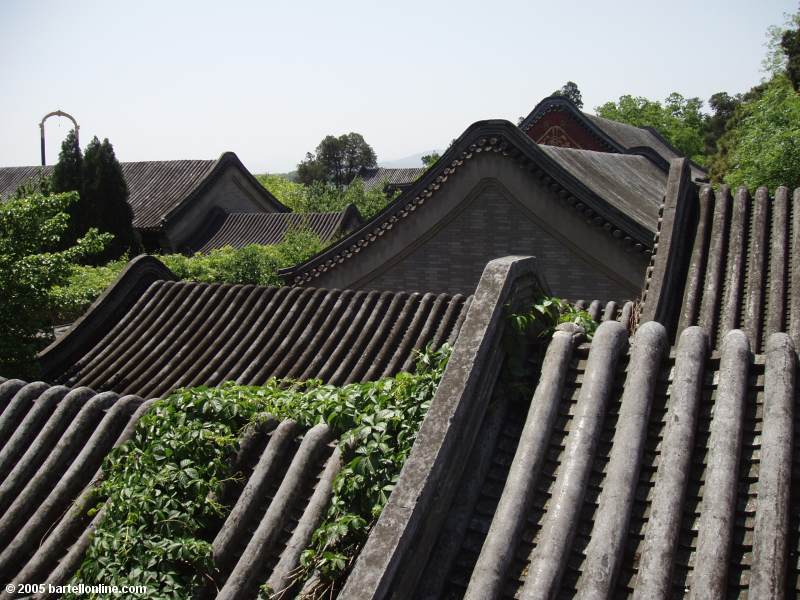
[1,0,797,173]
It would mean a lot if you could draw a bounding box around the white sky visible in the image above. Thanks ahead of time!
[1,0,797,172]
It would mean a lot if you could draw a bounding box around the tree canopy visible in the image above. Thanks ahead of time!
[81,137,138,260]
[297,133,377,188]
[594,93,707,164]
[0,192,109,377]
[552,81,583,109]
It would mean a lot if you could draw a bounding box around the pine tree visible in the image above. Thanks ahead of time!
[52,129,83,193]
[81,137,139,259]
[51,129,85,247]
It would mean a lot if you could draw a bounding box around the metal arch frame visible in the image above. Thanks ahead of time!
[39,110,79,166]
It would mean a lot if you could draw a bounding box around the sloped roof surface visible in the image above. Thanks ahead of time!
[416,322,797,598]
[44,261,468,398]
[192,209,359,253]
[359,167,426,192]
[644,185,800,351]
[583,112,681,161]
[0,153,286,230]
[0,379,148,591]
[520,96,708,181]
[283,121,665,286]
[0,378,342,599]
[120,159,216,228]
[539,145,665,231]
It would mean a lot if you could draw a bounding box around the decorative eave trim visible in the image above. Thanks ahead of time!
[519,96,622,153]
[281,120,656,286]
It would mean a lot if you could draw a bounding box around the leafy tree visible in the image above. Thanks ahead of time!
[552,81,583,109]
[0,192,109,377]
[703,92,743,157]
[594,93,707,163]
[762,8,800,77]
[421,152,440,167]
[782,25,800,90]
[297,133,377,188]
[81,137,139,260]
[258,173,393,219]
[713,75,800,190]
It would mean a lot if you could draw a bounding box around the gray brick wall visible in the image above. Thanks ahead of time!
[362,187,643,301]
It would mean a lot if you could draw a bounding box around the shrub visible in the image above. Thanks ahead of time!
[0,192,109,378]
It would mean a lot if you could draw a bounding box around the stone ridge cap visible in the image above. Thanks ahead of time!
[37,255,178,379]
[280,119,657,286]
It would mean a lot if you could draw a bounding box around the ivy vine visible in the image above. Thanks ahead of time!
[67,344,451,599]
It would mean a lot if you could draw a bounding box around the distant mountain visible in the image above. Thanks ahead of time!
[379,150,441,169]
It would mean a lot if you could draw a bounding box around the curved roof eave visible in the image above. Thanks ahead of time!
[280,119,659,286]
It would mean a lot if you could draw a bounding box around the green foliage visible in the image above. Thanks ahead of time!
[52,129,83,195]
[69,344,451,599]
[258,174,394,220]
[48,257,130,323]
[297,133,377,188]
[594,93,707,164]
[0,192,110,377]
[421,152,440,168]
[713,75,800,190]
[48,231,325,324]
[162,229,324,287]
[552,81,583,109]
[12,169,52,199]
[508,296,598,341]
[82,137,139,260]
[762,8,800,78]
[783,26,800,91]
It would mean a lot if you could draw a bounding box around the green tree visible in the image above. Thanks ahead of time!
[552,81,583,108]
[297,133,377,188]
[594,93,707,163]
[52,129,83,194]
[421,152,440,168]
[0,192,109,377]
[258,173,392,219]
[713,75,800,190]
[782,26,800,90]
[51,129,85,247]
[81,137,139,260]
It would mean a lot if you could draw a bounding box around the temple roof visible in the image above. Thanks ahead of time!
[641,178,800,352]
[0,152,287,230]
[357,166,426,192]
[39,256,469,398]
[188,204,363,253]
[283,119,668,287]
[0,377,341,599]
[520,95,708,181]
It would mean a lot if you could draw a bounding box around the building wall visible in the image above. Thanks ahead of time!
[364,186,631,300]
[304,154,651,302]
[164,165,279,251]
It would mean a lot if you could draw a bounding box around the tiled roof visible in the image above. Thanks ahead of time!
[519,96,708,182]
[0,379,149,591]
[0,378,342,599]
[190,205,363,253]
[418,323,796,598]
[41,257,469,398]
[282,120,667,286]
[358,167,426,192]
[642,182,800,352]
[0,152,287,230]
